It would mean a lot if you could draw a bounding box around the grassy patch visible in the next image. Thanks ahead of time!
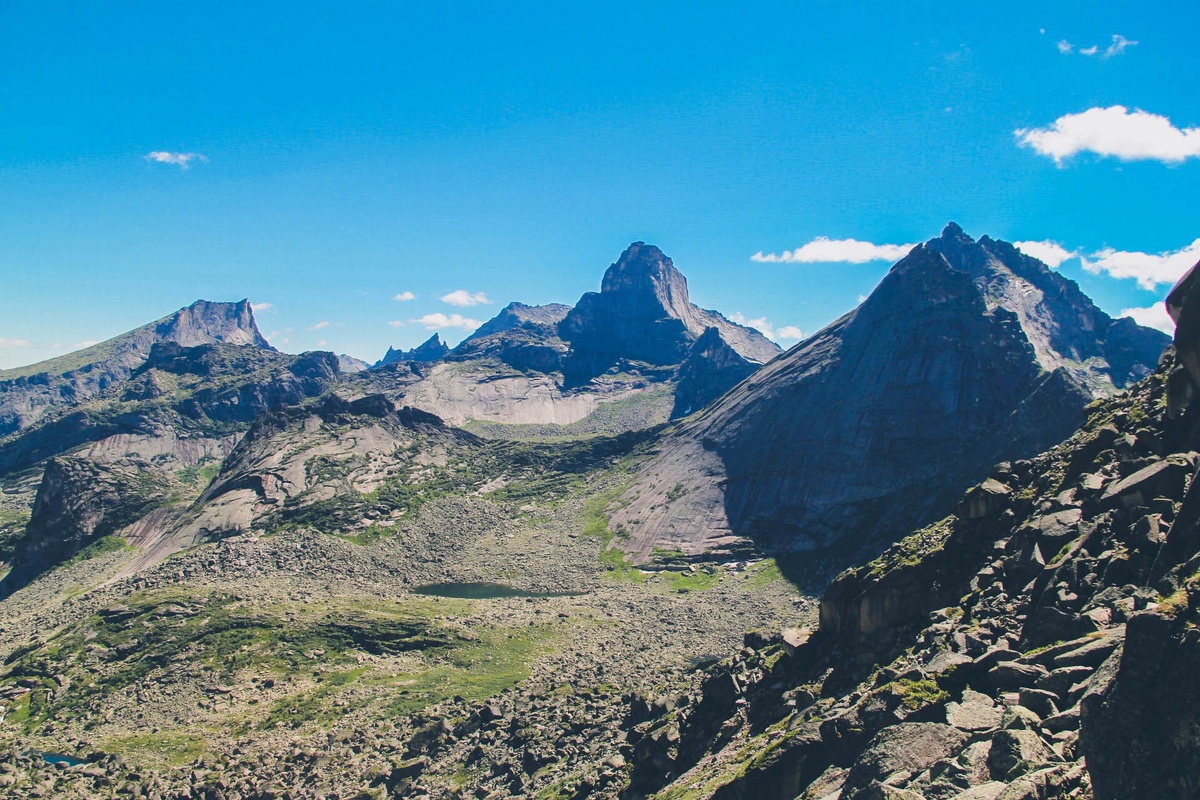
[863,517,954,581]
[339,524,394,546]
[744,559,783,588]
[891,678,950,710]
[105,732,210,767]
[66,535,129,564]
[0,590,469,731]
[664,568,722,593]
[1158,587,1190,616]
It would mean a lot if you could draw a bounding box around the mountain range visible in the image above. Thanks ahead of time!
[0,226,1189,800]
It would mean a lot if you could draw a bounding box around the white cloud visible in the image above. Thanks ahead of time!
[1013,240,1078,268]
[309,320,331,331]
[1120,304,1175,334]
[251,302,273,312]
[144,151,208,169]
[730,313,804,343]
[0,337,34,349]
[440,289,491,307]
[388,320,406,328]
[412,313,482,331]
[72,339,100,349]
[1104,34,1137,58]
[393,291,416,302]
[1081,239,1200,290]
[1057,34,1137,58]
[316,339,328,347]
[1016,106,1200,165]
[730,313,775,339]
[752,237,916,264]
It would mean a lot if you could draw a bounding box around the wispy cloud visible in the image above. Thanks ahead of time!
[776,326,804,341]
[0,337,34,349]
[1056,34,1137,58]
[1120,304,1175,334]
[1014,240,1078,268]
[308,320,331,331]
[1081,239,1200,290]
[1016,106,1200,165]
[412,313,481,331]
[251,302,273,312]
[440,290,491,307]
[752,237,915,264]
[393,291,417,302]
[144,151,208,169]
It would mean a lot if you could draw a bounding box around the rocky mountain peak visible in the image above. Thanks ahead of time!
[559,242,779,384]
[923,225,1169,390]
[0,299,275,435]
[159,299,273,350]
[597,241,694,323]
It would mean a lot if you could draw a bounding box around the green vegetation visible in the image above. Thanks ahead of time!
[891,677,950,710]
[0,507,30,563]
[105,732,210,767]
[1158,587,1190,616]
[66,534,129,564]
[864,517,954,580]
[178,461,222,490]
[744,559,784,588]
[338,524,394,546]
[664,567,722,593]
[582,485,644,583]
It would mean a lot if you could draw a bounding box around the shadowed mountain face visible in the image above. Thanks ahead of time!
[612,225,1171,561]
[0,299,272,436]
[559,242,780,385]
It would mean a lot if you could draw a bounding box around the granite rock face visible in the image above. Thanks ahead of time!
[0,299,272,436]
[613,225,1170,560]
[2,456,172,592]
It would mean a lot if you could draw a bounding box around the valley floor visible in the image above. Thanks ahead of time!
[0,483,810,799]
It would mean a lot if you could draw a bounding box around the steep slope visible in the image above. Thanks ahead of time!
[613,225,1170,562]
[639,259,1200,800]
[0,299,272,436]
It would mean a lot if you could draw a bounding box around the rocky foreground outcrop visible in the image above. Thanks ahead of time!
[613,225,1170,562]
[633,260,1200,800]
[0,299,272,436]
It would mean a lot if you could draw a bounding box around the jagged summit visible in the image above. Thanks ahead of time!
[923,223,1166,389]
[376,334,451,367]
[0,299,273,435]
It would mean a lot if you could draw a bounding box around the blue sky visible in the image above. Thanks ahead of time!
[2,1,1198,367]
